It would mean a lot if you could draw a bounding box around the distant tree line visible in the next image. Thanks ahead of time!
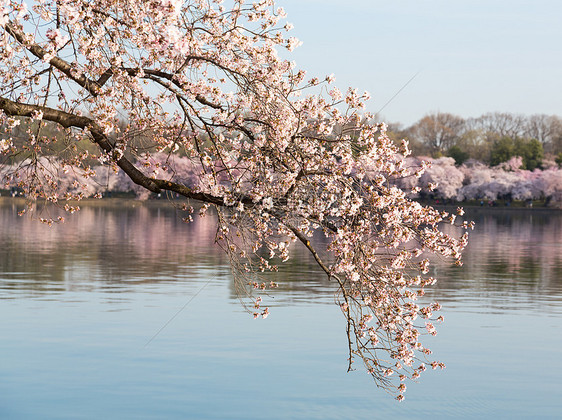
[393,156,562,207]
[387,112,562,170]
[3,112,562,207]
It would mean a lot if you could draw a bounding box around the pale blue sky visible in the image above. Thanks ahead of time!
[280,0,562,126]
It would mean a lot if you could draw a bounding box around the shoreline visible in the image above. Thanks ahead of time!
[433,204,561,214]
[1,195,560,213]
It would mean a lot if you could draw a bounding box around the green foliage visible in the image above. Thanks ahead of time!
[555,152,562,167]
[490,136,515,166]
[518,138,543,170]
[446,145,469,165]
[489,137,544,170]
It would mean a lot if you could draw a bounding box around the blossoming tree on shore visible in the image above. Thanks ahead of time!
[0,0,470,399]
[395,157,562,205]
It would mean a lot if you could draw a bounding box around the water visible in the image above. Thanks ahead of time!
[1,200,561,419]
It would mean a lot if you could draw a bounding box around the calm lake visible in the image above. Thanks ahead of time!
[1,199,561,419]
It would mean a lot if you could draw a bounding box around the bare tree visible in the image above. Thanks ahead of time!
[523,114,562,154]
[410,112,465,155]
[468,112,526,139]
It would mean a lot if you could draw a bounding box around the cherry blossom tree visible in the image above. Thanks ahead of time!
[0,0,470,399]
[417,157,464,200]
[391,157,562,207]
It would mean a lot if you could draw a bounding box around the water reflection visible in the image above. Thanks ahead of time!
[0,199,336,304]
[2,200,562,419]
[430,208,562,313]
[0,199,226,298]
[1,200,562,308]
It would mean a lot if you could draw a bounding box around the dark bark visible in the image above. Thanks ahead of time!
[0,96,229,201]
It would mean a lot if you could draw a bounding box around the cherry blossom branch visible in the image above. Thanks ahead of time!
[0,1,469,401]
[4,21,102,97]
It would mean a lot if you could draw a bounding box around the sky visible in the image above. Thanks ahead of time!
[278,0,562,127]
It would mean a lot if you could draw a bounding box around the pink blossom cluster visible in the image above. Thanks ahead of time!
[395,157,562,205]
